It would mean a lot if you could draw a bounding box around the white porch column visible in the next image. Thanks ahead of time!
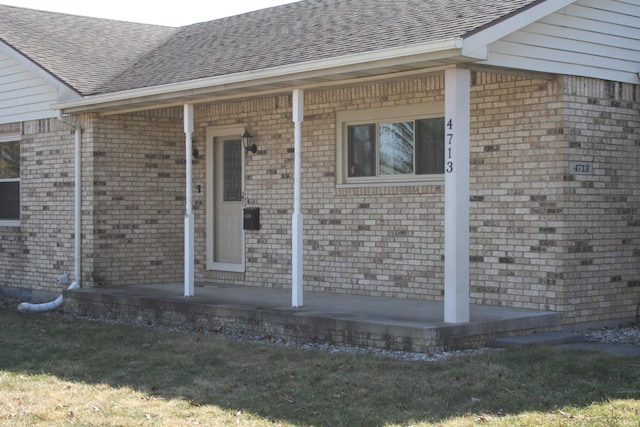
[184,104,195,297]
[292,89,304,307]
[444,68,471,323]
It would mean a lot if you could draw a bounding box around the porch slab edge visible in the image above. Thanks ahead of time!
[62,287,561,353]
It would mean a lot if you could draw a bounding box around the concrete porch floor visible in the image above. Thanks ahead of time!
[63,283,561,353]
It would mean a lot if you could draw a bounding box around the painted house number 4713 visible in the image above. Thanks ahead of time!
[446,118,454,173]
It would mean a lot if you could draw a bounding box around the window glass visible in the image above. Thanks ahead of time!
[0,140,20,179]
[222,139,242,202]
[0,140,20,221]
[379,122,414,175]
[347,124,376,177]
[0,182,19,219]
[345,116,443,182]
[415,118,445,175]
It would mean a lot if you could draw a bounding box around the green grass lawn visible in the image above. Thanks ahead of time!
[1,297,638,426]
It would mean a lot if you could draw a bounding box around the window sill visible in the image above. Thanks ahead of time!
[338,175,444,189]
[0,220,21,228]
[336,178,444,196]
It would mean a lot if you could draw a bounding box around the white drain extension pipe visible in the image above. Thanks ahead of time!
[17,113,82,313]
[17,282,80,312]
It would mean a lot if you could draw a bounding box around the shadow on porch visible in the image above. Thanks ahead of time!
[63,283,561,354]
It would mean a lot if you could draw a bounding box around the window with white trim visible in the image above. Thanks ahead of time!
[0,136,20,224]
[337,104,445,185]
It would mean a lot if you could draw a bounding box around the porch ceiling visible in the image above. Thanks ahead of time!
[54,48,476,116]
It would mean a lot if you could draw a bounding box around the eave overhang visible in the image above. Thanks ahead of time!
[56,0,580,117]
[54,38,483,115]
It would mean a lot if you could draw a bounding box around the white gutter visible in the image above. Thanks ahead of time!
[48,2,581,114]
[53,38,464,112]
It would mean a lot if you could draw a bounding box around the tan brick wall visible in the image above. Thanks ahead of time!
[469,73,566,312]
[3,71,638,325]
[0,123,24,288]
[194,77,446,298]
[0,119,76,293]
[557,76,640,324]
[85,109,185,287]
[469,74,640,324]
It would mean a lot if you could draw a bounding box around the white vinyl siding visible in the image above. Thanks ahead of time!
[482,0,640,83]
[0,51,59,124]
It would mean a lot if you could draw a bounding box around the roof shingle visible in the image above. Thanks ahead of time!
[0,4,176,95]
[1,0,540,96]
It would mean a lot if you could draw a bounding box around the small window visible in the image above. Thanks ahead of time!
[339,105,444,185]
[0,138,20,223]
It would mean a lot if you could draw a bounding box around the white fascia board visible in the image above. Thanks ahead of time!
[0,40,81,102]
[461,0,578,56]
[0,133,21,142]
[53,38,462,112]
[462,45,489,60]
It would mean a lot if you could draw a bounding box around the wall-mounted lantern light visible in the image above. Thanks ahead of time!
[242,128,257,154]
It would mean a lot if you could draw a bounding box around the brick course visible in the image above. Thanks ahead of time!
[2,71,639,326]
[88,111,185,286]
[1,119,76,293]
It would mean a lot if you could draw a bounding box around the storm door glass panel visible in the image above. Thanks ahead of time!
[379,122,414,175]
[223,140,242,201]
[214,139,243,266]
[347,124,376,177]
[415,118,445,175]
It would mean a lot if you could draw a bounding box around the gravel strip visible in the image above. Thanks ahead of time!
[584,324,640,346]
[221,333,497,362]
[3,296,638,361]
[223,323,640,362]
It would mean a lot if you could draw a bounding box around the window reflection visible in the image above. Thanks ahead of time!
[379,122,414,175]
[345,117,444,181]
[0,140,19,179]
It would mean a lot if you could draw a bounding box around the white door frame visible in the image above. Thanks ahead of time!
[206,124,247,272]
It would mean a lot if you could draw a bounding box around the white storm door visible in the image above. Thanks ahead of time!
[209,137,245,272]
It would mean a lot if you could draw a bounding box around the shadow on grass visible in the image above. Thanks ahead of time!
[1,303,639,426]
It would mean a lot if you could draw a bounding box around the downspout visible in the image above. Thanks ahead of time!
[62,112,82,288]
[17,112,82,312]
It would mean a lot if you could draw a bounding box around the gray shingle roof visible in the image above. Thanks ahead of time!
[1,0,540,96]
[97,0,540,94]
[0,4,177,95]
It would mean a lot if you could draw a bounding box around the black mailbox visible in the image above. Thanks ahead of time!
[243,207,260,230]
